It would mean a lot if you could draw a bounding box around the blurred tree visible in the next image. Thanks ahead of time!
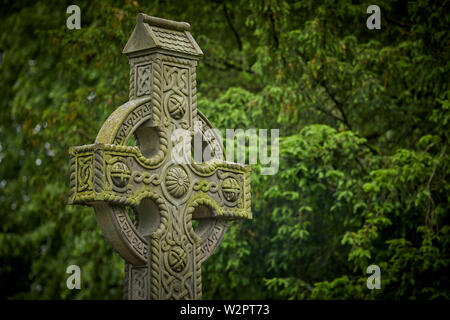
[0,0,448,299]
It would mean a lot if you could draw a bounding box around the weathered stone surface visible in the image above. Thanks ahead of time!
[69,13,251,300]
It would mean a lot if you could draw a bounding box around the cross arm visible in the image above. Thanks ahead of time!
[69,143,163,206]
[186,160,252,220]
[69,144,252,221]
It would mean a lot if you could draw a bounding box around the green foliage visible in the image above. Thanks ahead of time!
[0,0,448,299]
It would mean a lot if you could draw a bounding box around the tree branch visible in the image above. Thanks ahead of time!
[384,15,412,30]
[223,3,242,51]
[314,103,345,124]
[322,81,352,130]
[203,56,253,73]
[268,7,279,49]
[321,80,381,155]
[76,129,91,140]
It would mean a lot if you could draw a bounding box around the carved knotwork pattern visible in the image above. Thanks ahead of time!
[133,171,162,185]
[136,64,151,97]
[76,155,93,192]
[163,65,190,126]
[131,267,148,300]
[193,181,219,193]
[159,206,199,300]
[168,247,187,272]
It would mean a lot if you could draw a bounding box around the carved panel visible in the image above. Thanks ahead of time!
[131,266,148,300]
[76,155,93,192]
[163,65,190,128]
[136,64,152,97]
[159,207,199,300]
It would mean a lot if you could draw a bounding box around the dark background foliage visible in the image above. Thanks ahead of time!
[0,0,448,299]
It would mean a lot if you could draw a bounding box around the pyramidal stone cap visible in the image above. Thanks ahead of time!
[123,13,203,58]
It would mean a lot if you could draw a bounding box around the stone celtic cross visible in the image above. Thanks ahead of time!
[68,14,251,300]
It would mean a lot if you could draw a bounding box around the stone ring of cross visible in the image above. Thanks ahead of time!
[68,14,251,300]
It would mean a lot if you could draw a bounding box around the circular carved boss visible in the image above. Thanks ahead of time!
[167,247,187,272]
[221,177,241,202]
[165,165,190,198]
[110,161,131,188]
[167,93,187,119]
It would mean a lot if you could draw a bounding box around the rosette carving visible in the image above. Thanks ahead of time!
[165,166,190,198]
